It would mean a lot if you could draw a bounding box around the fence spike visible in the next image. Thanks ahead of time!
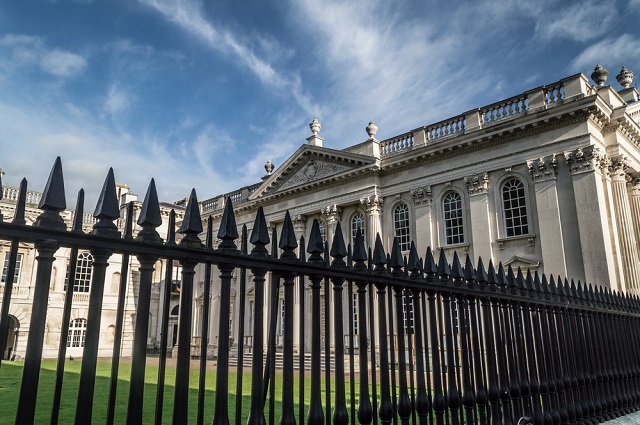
[329,221,347,266]
[437,248,451,277]
[389,237,403,275]
[298,235,306,262]
[307,219,324,262]
[507,265,517,290]
[166,210,176,246]
[424,246,437,276]
[352,229,367,270]
[487,259,497,286]
[450,251,464,280]
[250,207,270,255]
[408,241,421,277]
[476,257,488,283]
[516,267,525,290]
[533,271,541,293]
[525,269,533,292]
[279,211,298,260]
[123,201,135,241]
[11,178,27,226]
[372,233,387,272]
[464,254,475,282]
[136,180,162,243]
[39,156,66,212]
[93,167,119,220]
[205,216,214,250]
[497,262,507,288]
[72,189,85,232]
[178,189,204,249]
[217,196,238,251]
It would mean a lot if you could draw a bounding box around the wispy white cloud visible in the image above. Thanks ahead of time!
[103,84,133,115]
[0,34,87,78]
[571,34,640,72]
[534,0,617,41]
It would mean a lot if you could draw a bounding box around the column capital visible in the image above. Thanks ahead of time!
[291,213,307,237]
[628,175,640,197]
[321,204,342,223]
[463,172,489,195]
[360,195,383,214]
[527,155,557,182]
[411,186,432,206]
[564,146,606,175]
[608,156,629,181]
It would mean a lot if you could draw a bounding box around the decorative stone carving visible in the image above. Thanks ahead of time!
[360,195,383,213]
[591,64,608,87]
[564,146,605,174]
[608,157,629,181]
[616,66,634,89]
[321,204,342,223]
[309,117,321,136]
[279,160,351,191]
[366,121,378,140]
[526,155,557,182]
[291,214,307,235]
[264,160,274,176]
[464,172,489,195]
[628,176,640,197]
[411,186,432,206]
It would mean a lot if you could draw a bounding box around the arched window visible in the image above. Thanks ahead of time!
[502,178,529,237]
[351,213,365,246]
[67,318,87,347]
[393,203,411,252]
[65,252,93,293]
[443,192,464,245]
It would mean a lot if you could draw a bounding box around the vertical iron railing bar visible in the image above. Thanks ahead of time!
[235,225,248,425]
[577,301,595,421]
[154,210,176,425]
[356,278,373,425]
[458,292,474,425]
[521,287,541,424]
[376,283,393,425]
[511,289,529,419]
[545,285,563,425]
[347,271,356,425]
[405,290,417,425]
[387,277,398,425]
[480,277,499,425]
[503,281,521,422]
[197,216,214,425]
[107,200,135,425]
[0,238,19,370]
[262,228,279,425]
[298,235,307,425]
[428,287,445,425]
[540,289,559,424]
[369,283,379,424]
[612,307,627,416]
[591,301,606,422]
[393,284,411,425]
[307,218,325,425]
[569,290,588,423]
[492,282,510,425]
[531,290,551,425]
[467,264,486,425]
[420,289,433,425]
[50,244,79,425]
[323,241,331,425]
[407,247,428,425]
[442,287,460,425]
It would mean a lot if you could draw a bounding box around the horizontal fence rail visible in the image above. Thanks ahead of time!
[1,158,640,425]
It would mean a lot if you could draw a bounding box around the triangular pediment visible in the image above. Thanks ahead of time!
[250,145,377,199]
[503,255,540,271]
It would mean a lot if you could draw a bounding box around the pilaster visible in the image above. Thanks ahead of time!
[627,177,640,257]
[360,195,383,249]
[608,157,640,293]
[564,147,616,289]
[321,205,342,249]
[526,155,567,277]
[463,173,493,263]
[411,186,433,254]
[290,213,306,352]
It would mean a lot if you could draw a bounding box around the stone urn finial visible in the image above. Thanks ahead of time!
[309,117,321,136]
[616,66,634,89]
[264,160,274,176]
[366,121,378,140]
[591,64,609,87]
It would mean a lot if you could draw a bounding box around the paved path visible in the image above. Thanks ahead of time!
[601,412,640,424]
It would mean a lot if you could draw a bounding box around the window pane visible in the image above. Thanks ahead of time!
[502,179,529,236]
[443,192,464,245]
[393,203,411,252]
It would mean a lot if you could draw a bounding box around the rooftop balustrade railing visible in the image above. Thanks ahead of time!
[1,157,639,424]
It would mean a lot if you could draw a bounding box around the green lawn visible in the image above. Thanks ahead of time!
[0,358,357,424]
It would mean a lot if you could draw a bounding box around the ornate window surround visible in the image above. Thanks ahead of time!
[493,170,535,241]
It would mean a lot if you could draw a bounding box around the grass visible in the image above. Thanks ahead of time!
[0,358,356,424]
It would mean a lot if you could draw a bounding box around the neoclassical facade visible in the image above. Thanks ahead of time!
[193,65,640,357]
[2,64,640,360]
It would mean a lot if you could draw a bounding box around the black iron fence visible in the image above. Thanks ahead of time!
[1,158,639,425]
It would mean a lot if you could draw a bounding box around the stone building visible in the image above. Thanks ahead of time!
[1,64,639,360]
[194,64,640,358]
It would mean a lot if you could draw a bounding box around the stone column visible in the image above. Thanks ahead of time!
[608,157,640,293]
[526,156,567,277]
[464,172,493,263]
[627,178,640,256]
[360,195,383,249]
[564,147,617,289]
[321,206,341,350]
[292,214,307,353]
[411,186,433,255]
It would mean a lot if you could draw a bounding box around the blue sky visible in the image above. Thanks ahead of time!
[0,0,639,209]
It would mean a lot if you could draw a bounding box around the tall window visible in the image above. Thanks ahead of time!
[66,252,93,293]
[351,213,365,246]
[443,192,464,245]
[502,179,529,237]
[1,252,23,284]
[393,203,411,252]
[352,293,359,335]
[67,318,87,347]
